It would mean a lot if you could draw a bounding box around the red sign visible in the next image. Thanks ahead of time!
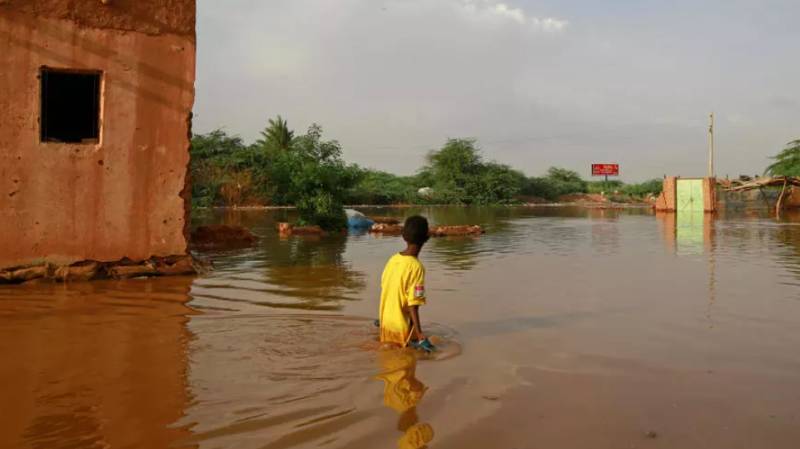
[592,164,619,176]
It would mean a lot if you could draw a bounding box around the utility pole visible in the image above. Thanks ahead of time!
[707,112,715,178]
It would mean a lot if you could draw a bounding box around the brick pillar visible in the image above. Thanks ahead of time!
[703,177,717,212]
[655,177,677,212]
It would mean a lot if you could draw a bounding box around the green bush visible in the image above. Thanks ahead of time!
[470,163,526,204]
[522,167,588,200]
[345,169,418,205]
[621,179,663,197]
[277,125,359,230]
[587,180,624,194]
[420,139,525,204]
[190,129,252,207]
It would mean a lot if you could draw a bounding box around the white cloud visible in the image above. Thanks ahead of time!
[492,3,526,24]
[531,16,568,31]
[459,0,568,31]
[196,0,800,180]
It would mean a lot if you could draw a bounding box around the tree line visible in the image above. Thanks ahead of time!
[191,116,666,229]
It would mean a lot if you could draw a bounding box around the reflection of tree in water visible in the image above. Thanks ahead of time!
[262,234,366,308]
[770,211,800,281]
[427,236,483,272]
[375,349,434,449]
[195,208,294,234]
[425,207,519,272]
[589,208,621,256]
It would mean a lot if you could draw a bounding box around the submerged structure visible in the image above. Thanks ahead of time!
[655,177,717,213]
[655,175,800,216]
[0,0,197,281]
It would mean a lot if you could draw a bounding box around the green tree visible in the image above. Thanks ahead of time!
[274,124,360,230]
[522,167,588,201]
[545,167,587,191]
[470,163,526,204]
[191,129,247,160]
[422,138,484,203]
[256,115,295,154]
[346,168,418,205]
[766,140,800,176]
[418,139,527,204]
[190,130,252,207]
[621,179,663,197]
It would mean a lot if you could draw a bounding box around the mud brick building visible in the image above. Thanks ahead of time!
[0,0,197,280]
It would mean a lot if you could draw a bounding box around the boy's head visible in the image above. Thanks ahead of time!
[403,215,429,246]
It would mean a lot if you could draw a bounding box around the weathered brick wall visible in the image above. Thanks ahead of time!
[655,177,677,211]
[703,177,717,212]
[0,1,196,269]
[719,186,800,210]
[0,0,195,36]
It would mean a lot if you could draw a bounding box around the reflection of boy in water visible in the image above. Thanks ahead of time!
[379,216,429,346]
[376,349,434,449]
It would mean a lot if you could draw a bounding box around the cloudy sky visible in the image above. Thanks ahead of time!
[194,0,799,181]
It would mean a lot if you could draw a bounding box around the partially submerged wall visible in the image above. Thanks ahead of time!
[655,177,677,212]
[655,177,717,212]
[703,177,717,212]
[719,186,800,210]
[0,1,196,271]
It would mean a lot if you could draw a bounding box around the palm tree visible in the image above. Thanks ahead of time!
[256,115,294,153]
[766,140,800,177]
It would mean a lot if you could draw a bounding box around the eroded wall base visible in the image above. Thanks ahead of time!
[0,255,201,284]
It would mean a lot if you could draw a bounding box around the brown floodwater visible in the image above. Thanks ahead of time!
[2,206,800,449]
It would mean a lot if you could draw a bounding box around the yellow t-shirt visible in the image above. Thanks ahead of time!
[379,254,427,345]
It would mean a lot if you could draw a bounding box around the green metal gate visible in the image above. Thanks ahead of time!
[677,179,704,212]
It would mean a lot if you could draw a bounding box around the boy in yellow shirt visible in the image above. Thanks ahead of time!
[378,215,434,351]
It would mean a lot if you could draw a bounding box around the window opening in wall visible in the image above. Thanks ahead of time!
[40,68,102,144]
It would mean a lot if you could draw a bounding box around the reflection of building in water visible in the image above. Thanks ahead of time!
[657,211,717,326]
[0,277,195,449]
[375,350,434,449]
[657,212,715,256]
[676,210,709,256]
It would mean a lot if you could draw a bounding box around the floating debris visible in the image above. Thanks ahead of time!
[370,216,401,225]
[277,223,327,237]
[429,225,484,237]
[370,224,485,237]
[369,223,405,235]
[191,225,259,249]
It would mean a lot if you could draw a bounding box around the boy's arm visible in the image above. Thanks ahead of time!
[409,305,425,341]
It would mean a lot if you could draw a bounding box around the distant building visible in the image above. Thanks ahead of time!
[0,1,197,279]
